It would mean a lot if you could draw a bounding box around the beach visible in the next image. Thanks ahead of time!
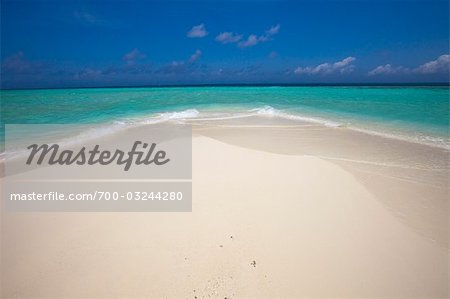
[1,115,448,298]
[2,0,449,295]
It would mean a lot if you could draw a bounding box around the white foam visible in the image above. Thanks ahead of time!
[248,106,449,149]
[156,109,200,121]
[249,105,343,127]
[78,107,450,150]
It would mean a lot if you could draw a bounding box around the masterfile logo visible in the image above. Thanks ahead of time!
[5,124,191,180]
[3,124,192,212]
[26,141,170,171]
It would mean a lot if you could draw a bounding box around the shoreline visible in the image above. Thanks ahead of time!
[1,107,449,163]
[191,120,449,248]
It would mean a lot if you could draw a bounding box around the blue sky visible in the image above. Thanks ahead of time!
[1,0,449,88]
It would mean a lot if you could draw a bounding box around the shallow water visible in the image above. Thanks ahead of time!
[1,86,449,149]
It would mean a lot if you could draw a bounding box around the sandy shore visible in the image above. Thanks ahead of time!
[1,119,449,298]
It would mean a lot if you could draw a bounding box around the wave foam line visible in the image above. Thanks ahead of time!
[249,106,343,127]
[248,106,450,150]
[310,154,447,171]
[55,106,450,151]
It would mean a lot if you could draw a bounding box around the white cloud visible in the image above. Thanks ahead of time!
[368,64,395,75]
[187,24,208,38]
[256,24,281,43]
[415,54,450,74]
[189,49,202,63]
[238,24,281,48]
[123,49,146,65]
[368,54,450,76]
[368,64,409,76]
[238,34,260,48]
[265,24,280,36]
[158,49,202,73]
[215,32,243,44]
[333,57,356,69]
[295,57,356,75]
[214,24,280,48]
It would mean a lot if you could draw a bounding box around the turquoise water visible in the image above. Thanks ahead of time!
[1,86,449,149]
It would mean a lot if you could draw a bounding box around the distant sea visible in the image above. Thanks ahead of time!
[1,85,449,150]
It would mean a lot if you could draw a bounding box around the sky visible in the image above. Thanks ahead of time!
[1,0,449,88]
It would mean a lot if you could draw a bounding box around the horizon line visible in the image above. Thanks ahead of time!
[1,82,449,91]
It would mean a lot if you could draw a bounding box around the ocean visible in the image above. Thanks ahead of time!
[1,85,449,150]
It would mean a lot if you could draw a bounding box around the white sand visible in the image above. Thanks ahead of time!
[1,130,449,298]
